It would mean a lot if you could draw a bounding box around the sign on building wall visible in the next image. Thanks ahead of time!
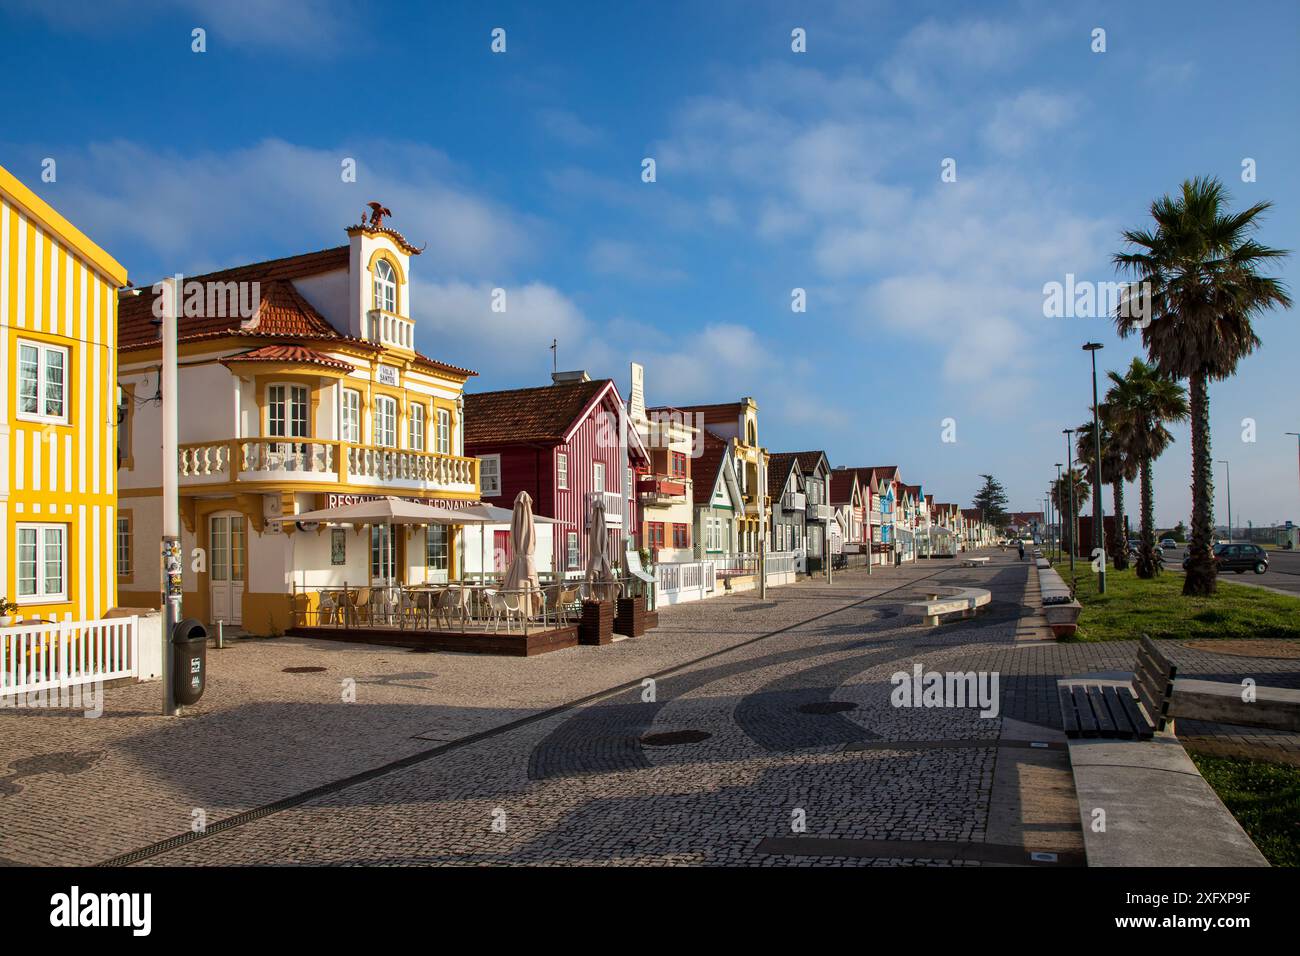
[331,528,347,565]
[377,365,399,386]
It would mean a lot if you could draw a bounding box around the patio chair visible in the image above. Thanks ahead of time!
[395,589,421,630]
[316,590,340,626]
[350,587,372,626]
[484,589,524,634]
[437,586,470,630]
[544,584,582,625]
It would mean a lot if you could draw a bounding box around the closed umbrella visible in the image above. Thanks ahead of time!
[585,494,616,601]
[503,491,542,616]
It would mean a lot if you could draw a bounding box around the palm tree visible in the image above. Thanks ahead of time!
[1105,359,1188,578]
[1114,177,1291,595]
[1051,469,1089,559]
[1075,409,1137,571]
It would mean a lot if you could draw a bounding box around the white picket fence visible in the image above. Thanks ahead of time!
[0,616,138,698]
[655,560,717,605]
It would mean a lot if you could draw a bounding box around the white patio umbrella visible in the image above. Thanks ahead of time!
[585,494,616,601]
[502,491,542,616]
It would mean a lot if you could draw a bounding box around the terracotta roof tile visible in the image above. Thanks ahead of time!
[219,344,353,372]
[119,246,350,348]
[464,379,611,446]
[767,451,801,499]
[830,471,858,503]
[693,431,729,505]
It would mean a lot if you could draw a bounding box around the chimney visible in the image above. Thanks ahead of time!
[552,370,591,384]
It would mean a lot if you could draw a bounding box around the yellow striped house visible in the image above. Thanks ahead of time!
[0,163,127,623]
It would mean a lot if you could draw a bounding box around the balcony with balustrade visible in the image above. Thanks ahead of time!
[637,474,688,502]
[178,437,478,495]
[367,309,415,351]
[781,490,806,512]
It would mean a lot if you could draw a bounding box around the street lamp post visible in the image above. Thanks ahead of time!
[1054,463,1063,563]
[1063,430,1076,575]
[1218,459,1232,542]
[1084,342,1106,593]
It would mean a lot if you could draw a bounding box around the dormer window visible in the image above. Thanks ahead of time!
[372,258,397,313]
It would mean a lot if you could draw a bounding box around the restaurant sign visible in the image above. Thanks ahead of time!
[322,493,480,510]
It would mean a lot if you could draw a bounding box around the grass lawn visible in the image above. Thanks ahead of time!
[1190,754,1300,867]
[1051,562,1300,642]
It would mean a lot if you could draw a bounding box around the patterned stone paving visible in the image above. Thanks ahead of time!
[2,551,1296,866]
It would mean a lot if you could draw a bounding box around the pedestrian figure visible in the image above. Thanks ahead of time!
[1017,539,1025,561]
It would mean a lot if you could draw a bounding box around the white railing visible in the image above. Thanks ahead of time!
[655,560,716,605]
[242,440,336,476]
[368,310,415,350]
[806,502,833,520]
[783,491,806,512]
[1,616,138,698]
[179,442,232,477]
[348,446,476,486]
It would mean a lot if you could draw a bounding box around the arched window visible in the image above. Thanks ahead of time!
[372,258,397,313]
[746,420,757,445]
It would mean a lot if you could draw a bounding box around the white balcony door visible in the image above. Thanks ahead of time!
[209,513,246,626]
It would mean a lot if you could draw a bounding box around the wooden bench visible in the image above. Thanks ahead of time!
[961,556,990,567]
[902,587,991,627]
[1058,636,1176,739]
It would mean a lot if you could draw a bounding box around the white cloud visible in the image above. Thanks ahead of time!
[587,239,685,283]
[47,138,535,279]
[982,90,1076,156]
[536,108,604,148]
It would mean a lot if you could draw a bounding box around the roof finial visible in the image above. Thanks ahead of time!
[366,201,392,229]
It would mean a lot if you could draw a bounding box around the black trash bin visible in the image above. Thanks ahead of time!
[172,619,207,705]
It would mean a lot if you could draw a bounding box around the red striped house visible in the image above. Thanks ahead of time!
[464,373,648,575]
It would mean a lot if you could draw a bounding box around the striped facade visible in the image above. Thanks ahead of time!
[0,164,126,623]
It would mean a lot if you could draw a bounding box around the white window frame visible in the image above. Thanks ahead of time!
[372,258,397,313]
[409,403,425,451]
[16,523,67,602]
[116,514,132,577]
[556,452,568,490]
[592,461,606,494]
[341,388,361,444]
[17,340,69,424]
[435,408,451,455]
[374,395,397,447]
[479,454,501,496]
[267,383,309,438]
[566,531,580,570]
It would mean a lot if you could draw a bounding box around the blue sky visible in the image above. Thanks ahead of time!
[3,0,1297,526]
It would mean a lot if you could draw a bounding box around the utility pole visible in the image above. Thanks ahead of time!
[160,276,182,716]
[1084,342,1106,593]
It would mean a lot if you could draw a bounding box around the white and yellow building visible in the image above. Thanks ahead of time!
[116,213,480,634]
[0,163,127,623]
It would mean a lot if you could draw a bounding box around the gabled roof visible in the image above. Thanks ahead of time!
[788,450,830,477]
[693,430,731,506]
[119,247,350,349]
[865,465,899,484]
[829,470,859,504]
[767,452,803,499]
[219,343,353,371]
[464,379,613,446]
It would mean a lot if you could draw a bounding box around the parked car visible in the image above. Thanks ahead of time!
[1182,543,1269,575]
[1159,538,1178,550]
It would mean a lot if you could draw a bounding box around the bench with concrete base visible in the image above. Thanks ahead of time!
[961,556,990,568]
[1037,564,1082,637]
[1058,636,1175,739]
[903,587,991,626]
[1058,636,1288,865]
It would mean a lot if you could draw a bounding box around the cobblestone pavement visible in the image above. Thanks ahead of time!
[2,552,1297,866]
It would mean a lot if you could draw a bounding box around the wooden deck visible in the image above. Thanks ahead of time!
[286,622,581,657]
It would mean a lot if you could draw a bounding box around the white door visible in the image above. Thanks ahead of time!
[209,513,246,625]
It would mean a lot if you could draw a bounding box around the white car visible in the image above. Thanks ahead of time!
[1160,538,1178,550]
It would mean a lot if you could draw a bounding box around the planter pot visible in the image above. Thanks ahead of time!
[579,599,614,646]
[0,615,13,627]
[613,595,650,638]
